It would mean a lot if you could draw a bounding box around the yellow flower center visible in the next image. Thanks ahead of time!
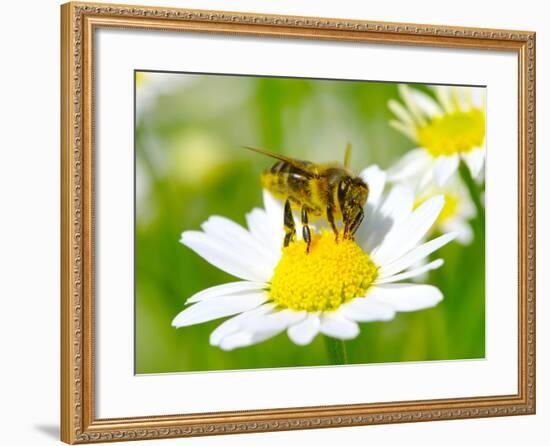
[269,231,378,312]
[417,108,485,157]
[437,193,459,223]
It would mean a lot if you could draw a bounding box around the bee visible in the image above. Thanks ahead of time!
[245,144,369,253]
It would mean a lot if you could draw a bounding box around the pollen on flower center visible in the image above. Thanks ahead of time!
[269,230,378,312]
[417,108,485,157]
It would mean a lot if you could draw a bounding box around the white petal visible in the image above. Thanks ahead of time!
[245,208,267,240]
[377,232,457,278]
[433,154,459,186]
[172,292,267,328]
[408,89,444,118]
[215,308,306,350]
[463,87,475,108]
[388,99,416,128]
[376,258,444,284]
[433,86,453,113]
[441,219,473,245]
[366,283,443,312]
[287,313,321,346]
[356,167,386,243]
[462,147,485,181]
[470,87,486,109]
[246,208,283,257]
[359,165,386,208]
[389,120,417,141]
[202,215,278,267]
[210,316,243,346]
[460,196,477,220]
[242,309,307,332]
[219,330,278,351]
[209,303,275,346]
[181,231,272,282]
[399,84,427,125]
[219,309,307,350]
[218,332,255,351]
[371,195,445,266]
[386,149,432,184]
[450,87,467,111]
[461,88,475,111]
[418,168,436,191]
[451,177,476,219]
[339,298,395,322]
[361,185,415,252]
[319,312,360,340]
[376,185,415,225]
[187,281,266,303]
[263,190,284,227]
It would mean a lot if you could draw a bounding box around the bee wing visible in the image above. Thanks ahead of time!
[243,146,316,177]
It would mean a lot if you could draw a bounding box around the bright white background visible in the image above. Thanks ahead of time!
[0,0,546,445]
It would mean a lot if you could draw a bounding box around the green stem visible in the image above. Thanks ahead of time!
[459,160,485,239]
[323,336,349,365]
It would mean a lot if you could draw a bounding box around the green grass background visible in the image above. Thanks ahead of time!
[135,72,485,374]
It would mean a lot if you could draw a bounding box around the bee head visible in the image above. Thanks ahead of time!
[350,177,369,206]
[338,176,369,208]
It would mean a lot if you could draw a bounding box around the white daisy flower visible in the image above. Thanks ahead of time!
[414,176,476,245]
[387,85,486,187]
[407,177,476,283]
[172,166,457,351]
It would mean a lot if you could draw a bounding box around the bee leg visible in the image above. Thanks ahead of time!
[283,199,296,247]
[344,206,364,239]
[301,206,312,253]
[326,201,339,242]
[336,179,351,242]
[341,201,352,239]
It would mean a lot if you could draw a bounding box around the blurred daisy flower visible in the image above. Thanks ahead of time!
[387,85,486,187]
[172,167,457,351]
[414,176,476,245]
[135,71,192,117]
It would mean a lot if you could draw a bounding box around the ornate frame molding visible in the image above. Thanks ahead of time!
[60,2,536,443]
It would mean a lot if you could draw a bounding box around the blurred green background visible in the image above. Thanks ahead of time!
[135,71,485,374]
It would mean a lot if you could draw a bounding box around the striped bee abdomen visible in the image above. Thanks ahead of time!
[261,161,320,214]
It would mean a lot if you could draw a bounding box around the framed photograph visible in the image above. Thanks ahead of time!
[60,2,536,443]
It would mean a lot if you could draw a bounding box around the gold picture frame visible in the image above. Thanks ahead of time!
[61,2,536,443]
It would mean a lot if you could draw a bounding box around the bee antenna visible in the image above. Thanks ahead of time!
[344,143,352,169]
